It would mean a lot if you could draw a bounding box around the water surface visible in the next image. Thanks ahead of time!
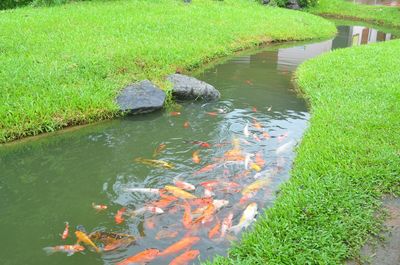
[0,25,394,265]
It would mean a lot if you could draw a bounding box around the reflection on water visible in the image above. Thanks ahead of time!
[349,0,400,6]
[0,25,394,265]
[277,25,394,71]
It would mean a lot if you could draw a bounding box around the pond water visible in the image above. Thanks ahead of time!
[0,25,394,265]
[348,0,400,6]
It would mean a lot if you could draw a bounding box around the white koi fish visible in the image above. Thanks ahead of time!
[123,188,160,194]
[230,203,258,234]
[243,123,250,137]
[276,140,295,155]
[244,153,254,170]
[131,206,164,215]
[220,212,234,238]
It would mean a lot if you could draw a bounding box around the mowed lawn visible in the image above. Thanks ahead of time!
[207,39,400,265]
[308,0,400,28]
[0,0,335,143]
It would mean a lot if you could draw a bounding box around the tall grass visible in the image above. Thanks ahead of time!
[0,0,336,143]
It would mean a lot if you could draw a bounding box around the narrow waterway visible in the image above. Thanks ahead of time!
[0,25,394,265]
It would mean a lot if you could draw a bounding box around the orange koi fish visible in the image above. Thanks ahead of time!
[170,111,181,116]
[187,197,213,207]
[194,163,218,175]
[116,248,160,265]
[199,180,219,190]
[186,141,210,148]
[153,143,167,157]
[253,119,263,130]
[92,203,107,211]
[115,207,126,224]
[206,112,218,116]
[192,150,201,164]
[164,185,197,199]
[61,222,69,240]
[75,231,100,252]
[182,200,192,229]
[155,229,179,240]
[192,203,215,224]
[255,152,265,168]
[174,179,195,191]
[262,131,271,139]
[151,197,176,208]
[43,244,84,256]
[159,237,200,256]
[183,121,190,128]
[220,212,233,238]
[169,249,200,265]
[208,220,221,239]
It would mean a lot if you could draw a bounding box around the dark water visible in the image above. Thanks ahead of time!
[349,0,400,6]
[0,25,393,265]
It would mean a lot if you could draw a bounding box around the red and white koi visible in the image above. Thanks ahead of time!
[220,212,233,238]
[61,222,69,240]
[43,244,84,256]
[92,203,107,211]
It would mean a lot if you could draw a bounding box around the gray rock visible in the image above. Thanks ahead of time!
[116,80,166,114]
[262,0,270,4]
[286,0,300,9]
[167,74,220,101]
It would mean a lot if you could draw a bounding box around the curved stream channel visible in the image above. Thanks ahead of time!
[0,25,395,265]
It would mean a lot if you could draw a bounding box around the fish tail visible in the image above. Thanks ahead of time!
[43,247,56,255]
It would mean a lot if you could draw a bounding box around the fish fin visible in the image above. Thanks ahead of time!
[42,247,56,255]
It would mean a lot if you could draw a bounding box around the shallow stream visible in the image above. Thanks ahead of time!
[0,25,394,265]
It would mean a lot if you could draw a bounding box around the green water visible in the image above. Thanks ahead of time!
[0,25,393,265]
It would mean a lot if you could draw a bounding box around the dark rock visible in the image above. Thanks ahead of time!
[116,80,166,114]
[286,0,300,9]
[167,74,220,101]
[262,0,270,4]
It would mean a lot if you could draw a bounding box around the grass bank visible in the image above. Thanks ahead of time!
[308,0,400,28]
[0,0,335,143]
[207,38,400,264]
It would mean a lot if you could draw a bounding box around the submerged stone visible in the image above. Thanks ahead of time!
[167,74,220,101]
[116,80,166,114]
[286,0,300,9]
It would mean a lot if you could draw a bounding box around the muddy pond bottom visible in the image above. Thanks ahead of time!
[0,25,394,265]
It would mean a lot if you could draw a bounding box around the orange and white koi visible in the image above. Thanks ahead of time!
[92,203,107,211]
[115,207,126,224]
[194,163,218,175]
[192,150,201,164]
[220,212,233,238]
[164,185,197,199]
[43,244,84,256]
[174,179,195,191]
[208,220,221,239]
[153,143,167,157]
[170,111,181,116]
[159,237,200,256]
[75,230,100,252]
[230,203,258,234]
[116,248,160,265]
[61,222,69,240]
[169,249,200,265]
[183,121,190,128]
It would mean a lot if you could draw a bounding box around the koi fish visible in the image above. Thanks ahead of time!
[153,143,167,157]
[230,203,258,234]
[243,123,250,137]
[193,203,215,224]
[194,163,218,175]
[212,199,229,209]
[252,106,257,112]
[159,237,200,256]
[115,207,126,224]
[169,249,200,265]
[103,237,135,252]
[276,140,294,155]
[192,150,201,164]
[206,112,218,116]
[253,119,262,129]
[255,152,265,168]
[242,179,271,195]
[244,153,254,170]
[187,197,213,207]
[185,140,211,148]
[262,131,271,139]
[208,220,221,239]
[250,162,261,172]
[174,179,195,191]
[156,229,179,240]
[200,180,219,190]
[134,158,174,169]
[170,111,181,116]
[145,217,156,230]
[277,132,288,142]
[252,133,261,142]
[43,244,85,256]
[131,206,164,215]
[220,212,233,238]
[92,203,107,211]
[151,197,176,208]
[182,200,192,229]
[183,121,190,128]
[267,106,272,111]
[61,222,69,240]
[164,185,197,199]
[75,231,100,252]
[239,191,257,204]
[124,188,160,194]
[203,188,214,198]
[89,231,135,245]
[116,248,160,265]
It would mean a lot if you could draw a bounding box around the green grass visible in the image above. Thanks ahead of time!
[308,0,400,28]
[0,0,336,143]
[206,38,400,265]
